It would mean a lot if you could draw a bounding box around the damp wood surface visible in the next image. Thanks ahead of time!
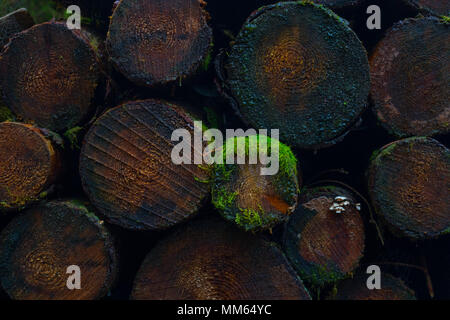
[211,135,299,232]
[131,216,311,300]
[0,8,34,49]
[370,17,449,138]
[283,185,365,288]
[222,1,370,149]
[79,99,210,231]
[106,0,212,87]
[331,273,416,300]
[0,200,118,300]
[368,137,450,240]
[404,0,450,16]
[312,0,363,9]
[0,21,100,132]
[0,122,62,211]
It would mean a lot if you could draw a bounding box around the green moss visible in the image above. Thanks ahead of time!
[0,104,14,122]
[441,16,450,24]
[235,208,262,228]
[64,126,83,150]
[0,0,65,23]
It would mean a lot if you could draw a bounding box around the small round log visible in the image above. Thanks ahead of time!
[211,135,299,232]
[283,186,365,288]
[223,2,370,149]
[0,200,118,300]
[331,273,416,300]
[79,99,210,230]
[0,8,34,49]
[0,21,100,132]
[0,122,62,211]
[131,216,311,300]
[405,0,449,16]
[370,17,449,138]
[106,0,212,87]
[368,137,450,240]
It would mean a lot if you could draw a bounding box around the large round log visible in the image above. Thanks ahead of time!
[211,135,299,232]
[0,8,34,49]
[106,0,212,87]
[0,200,118,300]
[370,17,449,138]
[0,122,62,211]
[131,216,311,300]
[79,99,210,230]
[283,186,365,288]
[331,273,416,300]
[368,137,450,240]
[222,1,370,149]
[0,21,100,132]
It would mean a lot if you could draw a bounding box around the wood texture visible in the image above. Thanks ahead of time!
[0,200,118,300]
[284,186,365,288]
[0,8,34,49]
[106,0,212,87]
[79,99,210,230]
[331,273,416,300]
[368,137,450,240]
[131,216,311,300]
[211,135,299,232]
[370,17,449,138]
[406,0,450,16]
[222,2,370,149]
[312,0,363,9]
[0,122,61,211]
[0,21,100,132]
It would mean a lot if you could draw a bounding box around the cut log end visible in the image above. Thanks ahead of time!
[0,200,118,300]
[106,0,212,87]
[368,137,450,240]
[0,21,100,132]
[224,2,370,149]
[131,216,311,300]
[284,186,365,288]
[407,0,450,16]
[370,17,449,138]
[79,99,210,231]
[211,135,299,232]
[0,122,61,211]
[0,8,34,49]
[332,273,416,300]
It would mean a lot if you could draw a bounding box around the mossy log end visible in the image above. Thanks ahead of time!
[368,137,450,240]
[331,273,416,300]
[211,135,299,232]
[0,200,118,300]
[223,2,370,149]
[0,8,34,49]
[405,0,450,16]
[79,99,210,231]
[106,0,212,87]
[370,17,449,138]
[0,21,100,132]
[0,122,62,211]
[131,216,311,300]
[312,0,363,10]
[283,186,365,288]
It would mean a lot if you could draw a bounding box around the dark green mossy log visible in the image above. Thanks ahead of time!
[79,99,210,230]
[0,200,118,300]
[223,2,370,149]
[0,122,62,211]
[370,17,449,138]
[0,8,34,49]
[283,186,365,288]
[211,135,299,232]
[131,216,311,300]
[368,137,450,240]
[0,21,100,132]
[405,0,450,16]
[331,273,416,300]
[106,0,212,87]
[312,0,363,9]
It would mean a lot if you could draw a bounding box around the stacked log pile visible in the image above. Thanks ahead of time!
[0,0,448,300]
